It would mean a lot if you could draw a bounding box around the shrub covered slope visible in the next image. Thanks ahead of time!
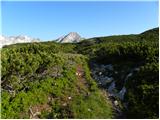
[1,27,159,118]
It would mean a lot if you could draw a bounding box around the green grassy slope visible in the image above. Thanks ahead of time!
[1,48,113,119]
[1,27,159,118]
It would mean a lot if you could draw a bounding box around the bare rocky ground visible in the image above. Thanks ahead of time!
[89,62,140,118]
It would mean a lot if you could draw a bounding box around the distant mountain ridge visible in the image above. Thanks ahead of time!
[0,35,40,48]
[56,32,83,43]
[1,28,158,48]
[0,32,83,48]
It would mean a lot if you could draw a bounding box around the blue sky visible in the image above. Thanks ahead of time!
[1,1,158,41]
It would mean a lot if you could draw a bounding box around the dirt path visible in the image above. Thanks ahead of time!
[75,65,88,94]
[76,65,86,84]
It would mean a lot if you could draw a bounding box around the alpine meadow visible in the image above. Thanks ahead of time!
[1,1,159,119]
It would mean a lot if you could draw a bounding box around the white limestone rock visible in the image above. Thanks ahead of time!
[56,32,83,43]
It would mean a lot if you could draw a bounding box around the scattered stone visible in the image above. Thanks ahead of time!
[62,103,67,106]
[48,96,51,101]
[34,112,41,116]
[118,87,126,100]
[91,63,131,101]
[108,81,116,93]
[105,77,114,83]
[99,72,102,75]
[98,82,102,85]
[68,96,72,100]
[76,72,81,76]
[127,73,133,77]
[54,114,57,118]
[134,67,140,72]
[76,72,79,76]
[114,100,119,106]
[115,71,118,74]
[124,72,133,82]
[105,64,114,71]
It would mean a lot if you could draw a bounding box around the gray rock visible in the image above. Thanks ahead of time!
[99,72,102,75]
[124,72,133,82]
[105,64,114,71]
[133,67,140,72]
[100,76,113,83]
[118,87,126,100]
[108,81,116,93]
[56,32,82,43]
[115,71,118,74]
[114,100,119,106]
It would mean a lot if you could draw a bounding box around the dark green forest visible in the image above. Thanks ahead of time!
[1,28,159,118]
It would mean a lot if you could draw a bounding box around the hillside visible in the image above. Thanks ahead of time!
[1,27,159,119]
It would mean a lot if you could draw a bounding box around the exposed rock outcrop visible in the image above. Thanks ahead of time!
[56,32,83,43]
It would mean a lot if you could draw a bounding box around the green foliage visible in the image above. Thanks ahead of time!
[1,27,159,118]
[76,27,159,118]
[70,92,113,118]
[1,45,113,118]
[125,63,159,118]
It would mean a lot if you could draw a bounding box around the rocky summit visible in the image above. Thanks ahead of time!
[56,32,82,43]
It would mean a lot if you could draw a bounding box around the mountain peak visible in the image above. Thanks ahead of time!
[0,35,40,48]
[68,32,79,35]
[56,32,82,43]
